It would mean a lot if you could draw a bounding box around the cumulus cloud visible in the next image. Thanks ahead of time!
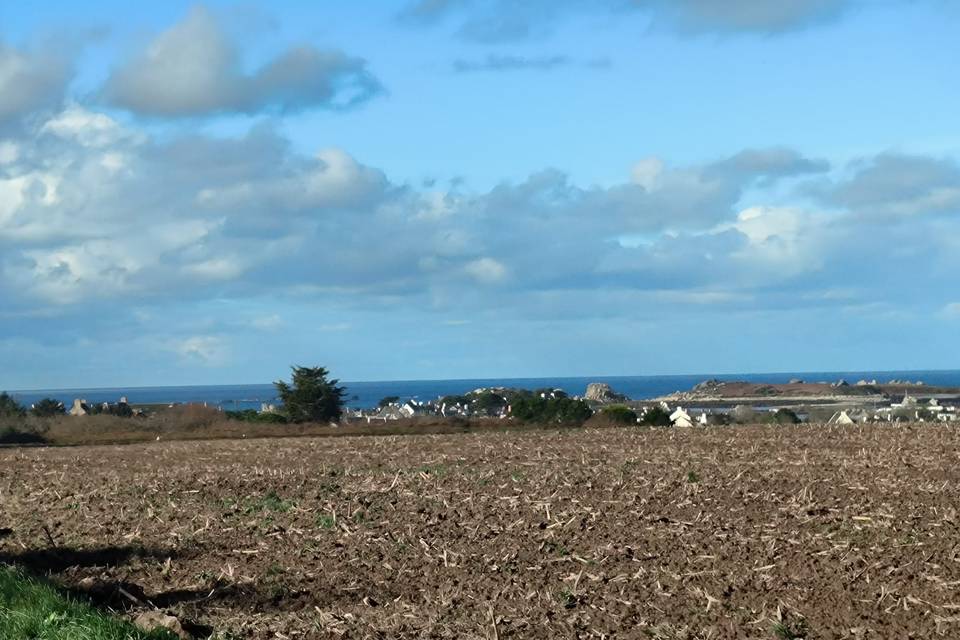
[708,147,830,183]
[0,108,837,318]
[814,153,960,218]
[3,103,959,380]
[101,6,382,117]
[0,41,72,125]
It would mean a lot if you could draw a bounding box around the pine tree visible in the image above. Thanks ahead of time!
[274,366,346,423]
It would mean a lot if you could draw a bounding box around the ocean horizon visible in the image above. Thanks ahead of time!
[8,369,960,411]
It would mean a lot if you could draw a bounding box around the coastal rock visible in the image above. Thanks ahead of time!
[584,383,628,403]
[788,378,804,384]
[692,379,723,392]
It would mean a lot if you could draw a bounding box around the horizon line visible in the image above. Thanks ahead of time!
[7,367,957,395]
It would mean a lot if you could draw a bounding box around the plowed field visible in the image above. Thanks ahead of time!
[3,424,960,638]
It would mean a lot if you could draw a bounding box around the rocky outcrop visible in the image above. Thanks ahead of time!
[692,379,724,392]
[584,383,628,403]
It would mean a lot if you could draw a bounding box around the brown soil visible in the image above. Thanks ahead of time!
[2,424,960,638]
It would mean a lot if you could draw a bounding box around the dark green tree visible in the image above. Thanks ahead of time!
[0,393,26,419]
[510,393,593,425]
[378,396,400,408]
[31,398,65,417]
[471,391,508,416]
[275,366,346,423]
[639,406,672,426]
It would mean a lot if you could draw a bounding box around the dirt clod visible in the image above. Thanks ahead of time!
[134,610,191,639]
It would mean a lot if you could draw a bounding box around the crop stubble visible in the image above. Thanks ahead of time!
[2,424,960,638]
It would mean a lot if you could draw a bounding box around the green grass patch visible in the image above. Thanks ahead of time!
[0,565,176,639]
[244,491,295,514]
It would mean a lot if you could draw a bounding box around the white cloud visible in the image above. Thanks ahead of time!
[630,157,664,190]
[818,153,960,218]
[196,147,388,212]
[942,302,960,318]
[101,6,381,117]
[725,205,827,278]
[182,257,246,281]
[251,314,283,331]
[171,336,229,365]
[464,257,508,284]
[0,142,20,164]
[0,41,71,123]
[1,103,957,337]
[40,105,138,148]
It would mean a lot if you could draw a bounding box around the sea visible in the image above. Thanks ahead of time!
[8,369,960,411]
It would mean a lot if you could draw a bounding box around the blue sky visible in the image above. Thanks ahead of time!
[1,0,958,388]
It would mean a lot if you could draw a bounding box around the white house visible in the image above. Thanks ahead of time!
[670,407,695,428]
[892,394,918,409]
[827,410,856,425]
[400,400,432,418]
[69,399,88,417]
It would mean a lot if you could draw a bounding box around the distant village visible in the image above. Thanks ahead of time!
[336,380,960,426]
[53,379,960,427]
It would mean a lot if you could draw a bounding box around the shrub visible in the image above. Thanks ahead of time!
[600,405,638,425]
[378,396,400,407]
[471,391,508,416]
[226,409,288,424]
[772,408,801,425]
[154,404,222,430]
[82,401,133,417]
[639,406,672,426]
[0,392,25,419]
[0,426,47,445]
[31,398,65,418]
[510,393,593,425]
[731,405,757,424]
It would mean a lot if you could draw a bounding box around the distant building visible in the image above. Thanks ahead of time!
[892,394,918,409]
[69,399,89,417]
[400,400,432,418]
[670,407,695,428]
[827,410,856,425]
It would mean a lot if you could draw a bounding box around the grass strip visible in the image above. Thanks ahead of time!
[0,565,176,640]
